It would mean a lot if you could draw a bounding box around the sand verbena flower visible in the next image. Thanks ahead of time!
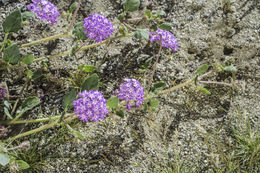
[83,14,114,42]
[115,79,144,110]
[0,88,6,99]
[27,0,60,25]
[149,28,178,52]
[73,90,109,122]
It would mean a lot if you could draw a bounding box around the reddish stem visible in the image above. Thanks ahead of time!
[147,43,163,92]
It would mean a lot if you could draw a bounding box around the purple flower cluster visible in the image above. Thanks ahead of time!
[0,88,6,99]
[83,14,114,42]
[27,0,60,25]
[149,29,178,52]
[73,90,109,122]
[115,79,144,110]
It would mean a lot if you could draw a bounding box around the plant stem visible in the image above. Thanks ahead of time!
[0,32,9,52]
[157,71,214,95]
[10,78,31,116]
[198,80,234,87]
[33,34,127,62]
[1,115,61,125]
[7,113,76,141]
[147,43,162,92]
[20,33,71,48]
[157,80,194,95]
[8,120,59,141]
[66,0,82,33]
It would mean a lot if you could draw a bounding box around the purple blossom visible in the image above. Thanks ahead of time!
[115,79,144,110]
[73,90,109,122]
[83,14,114,42]
[27,0,60,25]
[149,29,178,52]
[0,88,6,99]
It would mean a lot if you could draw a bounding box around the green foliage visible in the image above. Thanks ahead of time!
[21,11,33,21]
[69,2,78,13]
[197,86,211,95]
[144,9,166,20]
[62,89,77,110]
[13,160,30,170]
[0,153,10,166]
[195,64,208,75]
[72,22,87,40]
[81,73,99,91]
[118,13,126,22]
[26,70,33,78]
[141,57,153,69]
[124,0,140,12]
[198,111,260,172]
[148,99,159,111]
[144,9,152,18]
[31,69,43,80]
[4,101,13,119]
[106,96,119,109]
[133,29,149,40]
[119,25,128,36]
[16,96,41,117]
[223,65,237,73]
[3,44,21,65]
[2,9,22,33]
[116,110,124,118]
[158,23,172,31]
[66,124,85,140]
[78,65,96,73]
[21,54,34,65]
[151,81,166,93]
[155,10,166,17]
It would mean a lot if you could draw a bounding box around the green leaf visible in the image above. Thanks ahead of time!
[21,54,34,65]
[223,65,237,73]
[0,144,8,153]
[144,9,152,18]
[21,11,33,21]
[155,10,166,17]
[116,110,124,118]
[194,75,198,85]
[119,25,128,36]
[4,107,13,119]
[2,9,22,33]
[151,81,166,92]
[195,64,208,75]
[31,69,43,80]
[0,153,10,166]
[149,99,159,111]
[74,130,84,140]
[3,44,21,65]
[198,86,211,95]
[82,65,95,73]
[106,97,119,109]
[14,160,30,170]
[141,57,153,69]
[158,23,172,31]
[81,73,99,91]
[69,2,78,13]
[124,0,140,12]
[72,22,87,40]
[17,96,41,115]
[62,89,77,109]
[133,29,149,40]
[118,13,125,22]
[4,101,11,109]
[26,70,33,78]
[144,102,148,112]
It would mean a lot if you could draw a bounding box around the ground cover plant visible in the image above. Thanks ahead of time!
[0,0,259,172]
